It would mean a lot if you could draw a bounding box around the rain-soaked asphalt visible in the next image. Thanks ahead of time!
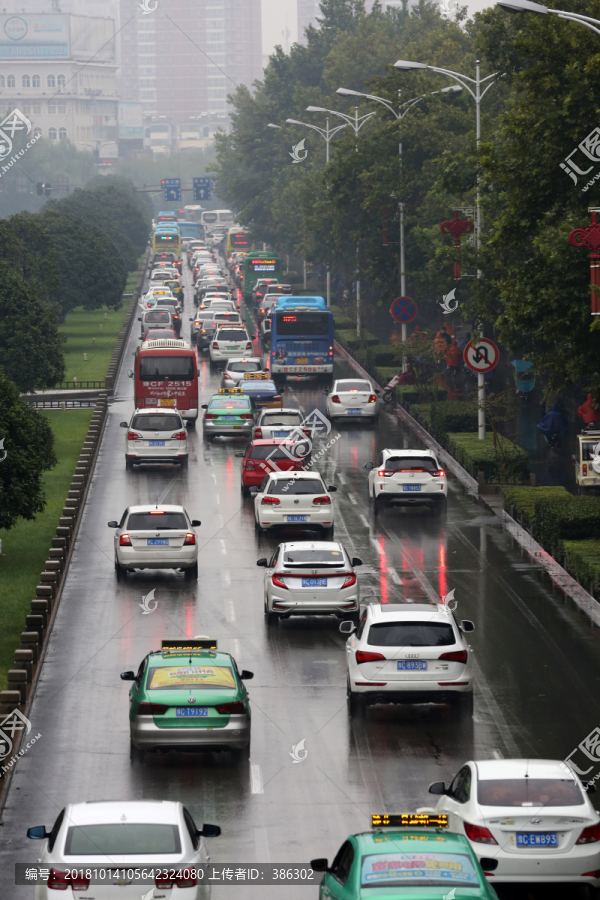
[3,260,600,900]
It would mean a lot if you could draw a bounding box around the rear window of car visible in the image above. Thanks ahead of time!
[131,414,182,431]
[384,456,438,471]
[64,824,181,855]
[367,621,455,647]
[477,779,584,807]
[213,315,240,322]
[147,664,236,691]
[261,412,303,426]
[283,549,344,566]
[144,311,171,323]
[267,478,325,495]
[208,399,251,410]
[249,444,295,460]
[145,330,177,341]
[156,300,178,309]
[338,381,371,392]
[228,362,261,373]
[126,512,188,530]
[216,329,248,341]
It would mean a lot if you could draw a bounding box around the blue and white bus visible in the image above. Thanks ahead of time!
[270,297,334,380]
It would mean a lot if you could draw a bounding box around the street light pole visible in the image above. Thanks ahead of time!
[496,0,600,35]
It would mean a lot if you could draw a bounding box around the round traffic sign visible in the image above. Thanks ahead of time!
[390,296,417,323]
[464,337,500,373]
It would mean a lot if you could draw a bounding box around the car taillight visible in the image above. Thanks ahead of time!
[273,394,282,402]
[216,701,245,714]
[127,431,141,440]
[272,572,288,589]
[254,428,262,438]
[184,532,196,545]
[439,650,468,663]
[246,461,255,470]
[246,342,252,349]
[343,573,357,587]
[173,431,187,440]
[583,463,588,476]
[260,308,266,314]
[262,496,280,505]
[378,470,393,477]
[156,871,198,889]
[119,533,132,546]
[137,702,168,715]
[368,394,377,402]
[213,342,218,348]
[48,868,90,891]
[205,413,218,419]
[331,395,341,404]
[356,650,385,664]
[577,822,600,844]
[241,413,254,419]
[431,470,446,477]
[464,822,497,844]
[313,495,331,505]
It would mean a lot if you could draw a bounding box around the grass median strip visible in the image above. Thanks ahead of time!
[0,409,93,691]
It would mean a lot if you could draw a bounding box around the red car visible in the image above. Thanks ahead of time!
[236,439,308,496]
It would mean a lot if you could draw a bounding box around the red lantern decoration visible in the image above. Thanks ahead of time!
[440,211,474,280]
[569,212,600,315]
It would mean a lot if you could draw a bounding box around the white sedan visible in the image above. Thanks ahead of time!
[253,407,307,440]
[325,378,380,421]
[27,799,219,899]
[365,448,448,515]
[121,408,188,469]
[109,504,200,580]
[257,540,363,624]
[342,601,474,715]
[253,471,337,535]
[427,758,600,888]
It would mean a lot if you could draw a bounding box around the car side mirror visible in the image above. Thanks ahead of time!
[189,317,194,321]
[327,486,337,492]
[107,521,118,528]
[310,858,329,873]
[461,620,475,633]
[364,462,374,470]
[120,671,135,681]
[27,826,50,840]
[375,389,381,394]
[339,620,355,635]
[191,520,201,527]
[351,557,363,567]
[480,858,498,872]
[428,781,448,795]
[201,404,208,410]
[200,824,221,838]
[240,670,253,680]
[256,558,268,567]
[137,316,141,321]
[235,452,244,458]
[127,370,134,378]
[120,422,128,428]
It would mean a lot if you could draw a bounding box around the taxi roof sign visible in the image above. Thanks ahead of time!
[241,373,270,381]
[371,814,449,829]
[161,639,217,652]
[218,388,244,394]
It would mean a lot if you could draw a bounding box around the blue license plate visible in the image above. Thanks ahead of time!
[176,707,208,717]
[147,538,169,545]
[221,416,236,420]
[402,485,421,492]
[347,408,362,414]
[274,431,289,437]
[516,833,557,847]
[397,660,427,670]
[302,577,327,587]
[149,440,166,446]
[287,515,307,522]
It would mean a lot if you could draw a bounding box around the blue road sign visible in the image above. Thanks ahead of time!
[194,177,212,202]
[163,178,181,202]
[390,296,417,323]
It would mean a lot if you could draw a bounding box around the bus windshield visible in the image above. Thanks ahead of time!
[274,311,330,336]
[139,355,195,380]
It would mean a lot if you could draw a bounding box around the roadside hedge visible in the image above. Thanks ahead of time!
[336,328,379,348]
[501,485,571,531]
[563,539,600,597]
[447,432,529,482]
[430,401,479,444]
[533,495,600,559]
[366,345,398,367]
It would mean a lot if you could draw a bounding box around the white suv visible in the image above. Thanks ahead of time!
[342,602,474,715]
[209,324,252,366]
[109,504,200,580]
[365,448,447,515]
[253,471,337,535]
[120,408,188,469]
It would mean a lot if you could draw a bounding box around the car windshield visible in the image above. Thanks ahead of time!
[216,329,247,341]
[478,778,584,807]
[131,414,182,431]
[360,852,480,889]
[262,413,302,426]
[147,664,236,691]
[144,311,171,324]
[337,381,371,392]
[283,549,345,566]
[367,622,455,647]
[209,399,251,410]
[228,362,261,373]
[139,356,194,379]
[267,478,326,495]
[126,512,188,530]
[145,330,177,341]
[384,456,438,471]
[64,824,181,855]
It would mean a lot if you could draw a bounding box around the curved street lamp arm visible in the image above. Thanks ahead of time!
[420,66,477,101]
[554,12,600,35]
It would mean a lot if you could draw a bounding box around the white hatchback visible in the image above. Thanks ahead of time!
[253,471,337,535]
[428,759,600,888]
[325,378,380,421]
[209,324,253,365]
[365,448,448,515]
[342,602,474,715]
[27,799,219,899]
[257,540,363,624]
[121,408,188,469]
[109,504,200,580]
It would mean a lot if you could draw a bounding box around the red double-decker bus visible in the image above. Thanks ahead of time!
[131,340,198,427]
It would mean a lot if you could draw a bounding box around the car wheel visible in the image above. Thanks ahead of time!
[187,419,196,431]
[115,557,126,580]
[373,496,384,516]
[347,680,364,717]
[232,743,250,762]
[255,518,265,534]
[241,482,250,497]
[126,458,134,471]
[203,432,213,443]
[322,525,334,538]
[184,562,199,581]
[265,608,279,625]
[181,457,188,468]
[343,612,360,626]
[129,741,144,763]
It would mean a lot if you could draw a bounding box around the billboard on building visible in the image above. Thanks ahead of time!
[0,14,69,58]
[118,102,143,139]
[70,15,115,62]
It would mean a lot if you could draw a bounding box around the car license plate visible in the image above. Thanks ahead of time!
[176,707,208,717]
[347,408,362,414]
[397,660,427,670]
[159,399,175,407]
[222,416,236,420]
[147,538,169,546]
[149,440,165,446]
[302,577,327,587]
[402,485,421,492]
[226,346,238,350]
[516,833,557,847]
[274,431,289,437]
[296,357,309,364]
[287,515,307,522]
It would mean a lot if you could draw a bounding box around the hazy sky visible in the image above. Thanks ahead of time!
[261,0,496,61]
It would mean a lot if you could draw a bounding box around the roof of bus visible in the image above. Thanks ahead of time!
[274,296,328,310]
[158,212,178,217]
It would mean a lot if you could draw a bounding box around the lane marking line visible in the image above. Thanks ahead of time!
[251,764,264,794]
[359,513,370,529]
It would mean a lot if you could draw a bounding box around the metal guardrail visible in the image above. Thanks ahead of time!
[29,399,99,409]
[52,380,106,389]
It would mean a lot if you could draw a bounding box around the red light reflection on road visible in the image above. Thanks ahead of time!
[438,539,448,599]
[184,601,194,637]
[378,535,390,604]
[225,453,234,489]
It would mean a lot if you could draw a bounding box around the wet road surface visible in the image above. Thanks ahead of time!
[2,262,600,900]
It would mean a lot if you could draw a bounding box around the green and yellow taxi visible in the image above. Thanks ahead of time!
[164,277,184,302]
[121,638,253,759]
[201,388,255,441]
[239,373,284,410]
[311,814,500,900]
